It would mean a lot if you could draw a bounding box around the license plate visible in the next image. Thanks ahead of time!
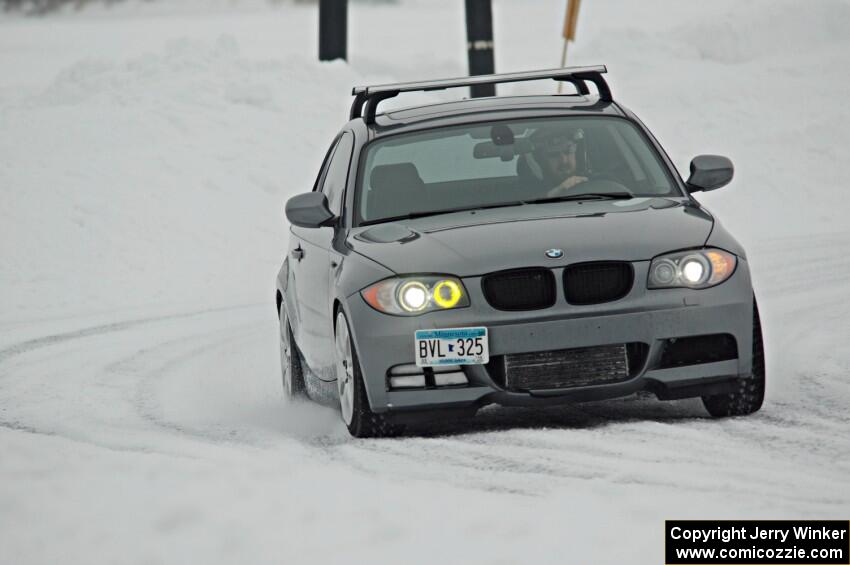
[415,327,489,367]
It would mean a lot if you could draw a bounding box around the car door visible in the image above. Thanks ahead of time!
[289,131,354,381]
[287,137,334,350]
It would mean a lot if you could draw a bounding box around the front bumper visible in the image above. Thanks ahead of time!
[342,259,754,415]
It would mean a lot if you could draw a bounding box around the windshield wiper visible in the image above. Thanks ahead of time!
[360,200,526,226]
[524,191,634,205]
[359,193,633,227]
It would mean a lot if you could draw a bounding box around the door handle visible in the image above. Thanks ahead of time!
[291,246,304,261]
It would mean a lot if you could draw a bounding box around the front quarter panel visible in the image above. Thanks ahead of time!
[704,214,747,259]
[335,243,395,300]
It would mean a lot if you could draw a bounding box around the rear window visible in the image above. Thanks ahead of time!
[356,116,680,226]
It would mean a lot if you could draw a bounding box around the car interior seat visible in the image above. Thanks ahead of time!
[366,163,426,220]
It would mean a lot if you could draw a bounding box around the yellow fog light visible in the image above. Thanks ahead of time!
[432,279,462,308]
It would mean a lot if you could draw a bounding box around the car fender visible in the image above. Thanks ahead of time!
[704,216,747,259]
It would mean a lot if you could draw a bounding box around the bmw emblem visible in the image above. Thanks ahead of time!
[545,249,564,259]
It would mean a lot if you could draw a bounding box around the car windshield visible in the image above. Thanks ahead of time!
[355,116,682,226]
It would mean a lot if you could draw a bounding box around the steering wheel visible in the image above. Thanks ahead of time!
[570,177,632,194]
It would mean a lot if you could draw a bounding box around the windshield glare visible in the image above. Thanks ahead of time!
[356,116,680,226]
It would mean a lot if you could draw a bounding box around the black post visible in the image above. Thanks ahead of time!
[319,0,348,62]
[464,0,495,98]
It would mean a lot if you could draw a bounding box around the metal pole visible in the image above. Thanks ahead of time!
[319,0,348,62]
[464,0,496,98]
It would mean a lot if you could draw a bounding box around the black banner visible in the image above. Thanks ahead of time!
[666,520,849,564]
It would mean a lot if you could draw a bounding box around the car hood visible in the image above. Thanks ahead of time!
[347,198,714,277]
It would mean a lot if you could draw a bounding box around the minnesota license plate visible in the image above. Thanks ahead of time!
[415,327,489,367]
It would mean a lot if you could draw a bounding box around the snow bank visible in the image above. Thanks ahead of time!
[0,34,363,322]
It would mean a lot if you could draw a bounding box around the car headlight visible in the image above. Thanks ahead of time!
[361,276,470,316]
[648,248,737,289]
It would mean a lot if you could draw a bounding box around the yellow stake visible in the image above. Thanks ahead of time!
[558,0,582,94]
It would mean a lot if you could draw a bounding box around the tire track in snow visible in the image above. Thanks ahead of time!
[0,304,277,454]
[0,303,259,366]
[117,323,266,443]
[335,410,849,508]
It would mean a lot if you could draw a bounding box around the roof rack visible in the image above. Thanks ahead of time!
[349,65,611,124]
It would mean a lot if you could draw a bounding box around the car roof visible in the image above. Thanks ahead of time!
[363,94,626,137]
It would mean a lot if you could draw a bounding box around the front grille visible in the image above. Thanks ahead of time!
[489,343,635,391]
[481,268,556,311]
[563,262,633,305]
[658,334,738,368]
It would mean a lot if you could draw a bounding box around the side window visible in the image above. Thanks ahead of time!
[320,132,354,216]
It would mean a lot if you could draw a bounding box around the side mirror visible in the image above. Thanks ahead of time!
[285,192,336,228]
[686,155,734,192]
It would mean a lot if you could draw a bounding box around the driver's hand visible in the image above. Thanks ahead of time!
[547,175,588,197]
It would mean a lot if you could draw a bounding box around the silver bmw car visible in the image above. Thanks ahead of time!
[276,67,764,437]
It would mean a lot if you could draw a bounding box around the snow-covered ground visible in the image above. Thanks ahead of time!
[1,1,849,563]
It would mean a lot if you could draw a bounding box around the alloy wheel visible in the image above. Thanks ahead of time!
[280,308,293,397]
[335,311,355,425]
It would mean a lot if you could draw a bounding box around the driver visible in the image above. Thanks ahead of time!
[526,126,589,197]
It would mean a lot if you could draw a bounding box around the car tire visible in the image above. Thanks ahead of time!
[334,310,399,438]
[702,296,765,417]
[280,306,307,400]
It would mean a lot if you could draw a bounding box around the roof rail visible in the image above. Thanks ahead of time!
[349,65,611,124]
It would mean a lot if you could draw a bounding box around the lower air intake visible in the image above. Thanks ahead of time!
[490,343,634,391]
[658,334,738,368]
